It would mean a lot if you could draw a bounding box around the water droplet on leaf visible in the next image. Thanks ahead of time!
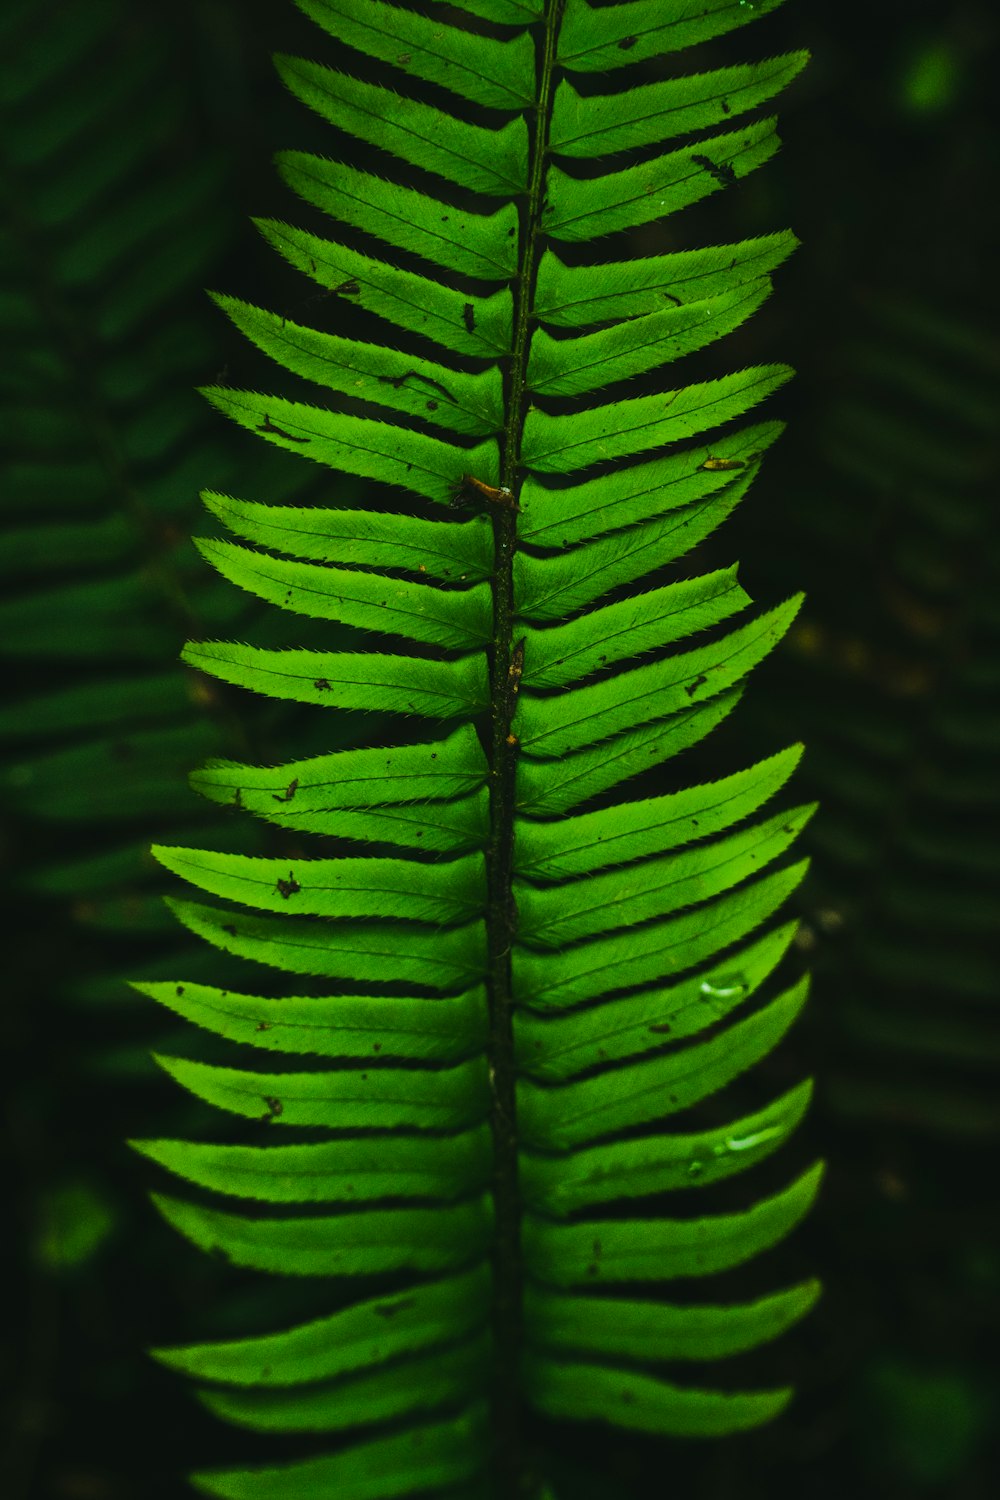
[720,1125,784,1155]
[699,977,746,1001]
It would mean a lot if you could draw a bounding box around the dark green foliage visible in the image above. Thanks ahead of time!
[4,0,998,1497]
[753,289,1000,1468]
[0,5,310,1494]
[5,0,817,1496]
[0,0,248,967]
[801,296,999,1136]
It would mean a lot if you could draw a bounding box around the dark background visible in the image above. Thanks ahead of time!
[2,1,998,1497]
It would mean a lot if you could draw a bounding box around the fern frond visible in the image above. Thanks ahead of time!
[0,0,305,955]
[0,2,328,1488]
[141,1,816,1493]
[755,290,1000,1137]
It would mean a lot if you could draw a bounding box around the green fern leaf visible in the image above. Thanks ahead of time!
[542,119,781,242]
[189,1404,488,1500]
[136,979,487,1061]
[299,0,537,108]
[199,387,498,501]
[180,642,489,715]
[203,492,496,578]
[549,55,808,156]
[152,1049,488,1130]
[527,282,774,397]
[278,152,520,277]
[557,0,787,72]
[152,1263,489,1383]
[141,0,817,1491]
[167,896,485,987]
[194,538,494,647]
[519,419,783,545]
[198,1335,492,1433]
[514,598,803,754]
[523,1077,814,1205]
[520,367,791,470]
[522,1161,823,1282]
[212,294,505,435]
[276,54,530,195]
[135,1129,492,1203]
[527,1276,821,1360]
[533,233,796,327]
[516,745,803,877]
[151,1190,494,1276]
[515,921,800,1076]
[255,219,515,357]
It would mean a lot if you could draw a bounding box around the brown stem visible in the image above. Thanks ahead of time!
[484,3,565,1494]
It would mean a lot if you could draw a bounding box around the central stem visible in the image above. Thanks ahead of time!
[485,2,565,1494]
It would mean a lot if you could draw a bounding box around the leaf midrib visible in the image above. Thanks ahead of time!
[483,2,566,1491]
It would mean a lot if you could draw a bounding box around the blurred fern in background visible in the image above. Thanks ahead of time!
[0,2,310,1495]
